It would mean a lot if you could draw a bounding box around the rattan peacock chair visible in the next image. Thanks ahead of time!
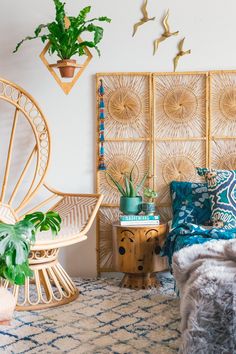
[0,78,103,310]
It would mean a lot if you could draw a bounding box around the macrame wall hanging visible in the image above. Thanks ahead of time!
[96,70,236,275]
[98,79,106,171]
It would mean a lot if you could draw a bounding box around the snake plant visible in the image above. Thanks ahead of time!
[14,0,111,59]
[106,168,148,197]
[0,211,61,285]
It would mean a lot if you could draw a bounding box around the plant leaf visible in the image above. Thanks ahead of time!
[106,172,126,196]
[129,180,136,197]
[78,6,91,22]
[129,165,136,183]
[34,23,49,37]
[124,174,130,197]
[53,0,66,32]
[136,172,148,195]
[24,211,61,235]
[98,17,112,23]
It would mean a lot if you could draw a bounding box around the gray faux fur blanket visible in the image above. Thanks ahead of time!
[172,239,236,354]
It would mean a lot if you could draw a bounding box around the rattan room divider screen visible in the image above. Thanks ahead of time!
[96,70,236,273]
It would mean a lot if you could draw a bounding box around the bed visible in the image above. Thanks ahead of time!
[161,172,236,354]
[173,239,236,354]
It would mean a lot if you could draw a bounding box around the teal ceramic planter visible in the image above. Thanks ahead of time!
[142,202,156,215]
[120,196,142,215]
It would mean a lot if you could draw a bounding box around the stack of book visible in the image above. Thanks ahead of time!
[119,214,160,226]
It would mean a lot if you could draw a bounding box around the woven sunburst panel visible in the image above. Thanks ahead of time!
[96,71,236,273]
[209,72,236,170]
[98,74,151,139]
[96,73,152,272]
[98,206,120,271]
[153,73,208,213]
[98,141,150,205]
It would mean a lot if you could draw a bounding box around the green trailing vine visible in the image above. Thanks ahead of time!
[14,0,111,59]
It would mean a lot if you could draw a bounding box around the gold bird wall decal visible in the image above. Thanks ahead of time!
[133,0,156,37]
[173,38,191,72]
[153,9,179,55]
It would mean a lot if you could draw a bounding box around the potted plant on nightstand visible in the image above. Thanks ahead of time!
[142,187,158,215]
[0,211,61,325]
[13,0,111,78]
[107,169,148,215]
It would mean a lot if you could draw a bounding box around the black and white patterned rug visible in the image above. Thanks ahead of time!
[0,273,181,353]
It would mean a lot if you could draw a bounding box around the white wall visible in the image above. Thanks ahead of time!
[0,0,236,276]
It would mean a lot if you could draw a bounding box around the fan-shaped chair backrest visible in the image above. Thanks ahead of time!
[0,78,50,217]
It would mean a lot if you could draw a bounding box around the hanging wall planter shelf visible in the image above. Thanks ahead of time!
[13,3,111,95]
[40,39,93,95]
[50,60,81,78]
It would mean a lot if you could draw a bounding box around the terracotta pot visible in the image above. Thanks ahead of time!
[57,59,77,78]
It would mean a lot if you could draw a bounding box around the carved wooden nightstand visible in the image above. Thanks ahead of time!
[112,223,168,289]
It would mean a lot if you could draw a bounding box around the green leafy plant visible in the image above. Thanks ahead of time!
[0,211,61,285]
[24,211,61,235]
[13,0,111,59]
[106,167,148,197]
[143,187,158,203]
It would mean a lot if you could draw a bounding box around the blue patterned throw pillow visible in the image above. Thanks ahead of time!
[171,181,211,228]
[197,168,236,229]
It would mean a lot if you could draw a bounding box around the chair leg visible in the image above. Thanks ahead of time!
[1,248,79,311]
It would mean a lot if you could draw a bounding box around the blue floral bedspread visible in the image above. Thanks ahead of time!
[161,223,236,266]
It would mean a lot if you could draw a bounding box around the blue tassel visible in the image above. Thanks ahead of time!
[99,163,106,171]
[99,100,105,108]
[99,86,105,95]
[98,79,106,171]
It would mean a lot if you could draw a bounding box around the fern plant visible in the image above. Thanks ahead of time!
[106,168,148,198]
[0,211,61,285]
[14,0,111,59]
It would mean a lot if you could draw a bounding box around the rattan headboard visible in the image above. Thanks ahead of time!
[96,70,236,272]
